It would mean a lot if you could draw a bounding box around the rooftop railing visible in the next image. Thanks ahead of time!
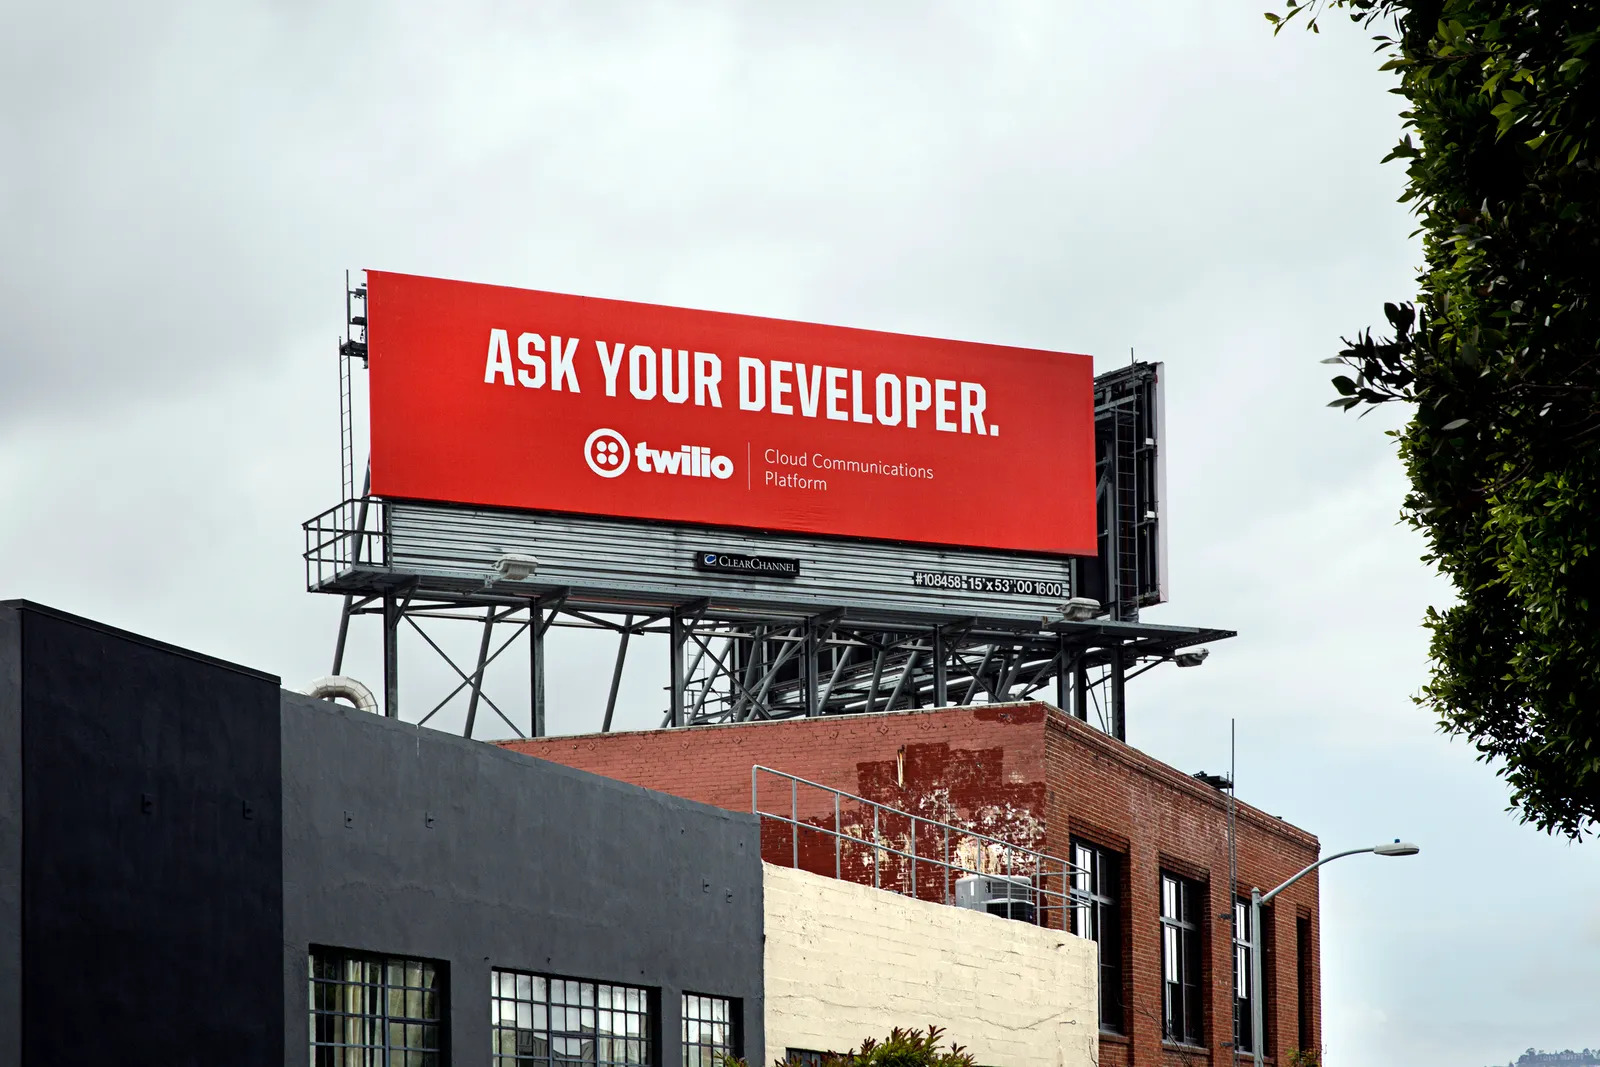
[751,764,1084,929]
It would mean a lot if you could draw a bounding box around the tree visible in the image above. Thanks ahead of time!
[1269,1,1600,836]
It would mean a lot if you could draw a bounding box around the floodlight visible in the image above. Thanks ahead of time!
[1373,840,1420,857]
[492,553,539,582]
[1060,597,1101,622]
[1174,648,1209,668]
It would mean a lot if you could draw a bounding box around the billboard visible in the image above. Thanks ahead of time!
[367,271,1097,556]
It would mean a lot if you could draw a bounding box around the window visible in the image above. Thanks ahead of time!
[1233,899,1254,1054]
[309,948,445,1067]
[1159,873,1203,1047]
[1296,916,1314,1051]
[1069,839,1124,1034]
[491,970,652,1067]
[682,994,737,1067]
[784,1050,835,1067]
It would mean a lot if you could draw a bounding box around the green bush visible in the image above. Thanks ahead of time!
[719,1026,976,1067]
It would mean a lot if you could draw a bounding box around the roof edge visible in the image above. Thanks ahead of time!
[0,599,280,685]
[1038,702,1320,849]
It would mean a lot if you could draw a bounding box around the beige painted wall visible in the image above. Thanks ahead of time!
[762,864,1098,1067]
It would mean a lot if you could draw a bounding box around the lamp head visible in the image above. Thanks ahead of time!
[1060,597,1101,622]
[491,552,539,582]
[1373,840,1420,857]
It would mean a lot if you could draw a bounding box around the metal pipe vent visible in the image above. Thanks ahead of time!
[301,675,380,715]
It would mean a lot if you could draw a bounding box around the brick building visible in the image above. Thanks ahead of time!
[504,702,1322,1067]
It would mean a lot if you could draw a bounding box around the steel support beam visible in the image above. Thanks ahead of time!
[1056,636,1071,713]
[382,593,400,718]
[803,621,819,718]
[669,610,686,728]
[932,626,947,708]
[461,605,496,739]
[530,605,546,737]
[1109,649,1127,741]
[602,615,632,733]
[884,648,919,712]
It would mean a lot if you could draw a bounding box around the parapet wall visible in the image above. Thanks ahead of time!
[762,863,1098,1067]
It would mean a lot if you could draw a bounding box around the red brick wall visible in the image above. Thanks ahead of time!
[1041,711,1321,1067]
[500,703,1321,1066]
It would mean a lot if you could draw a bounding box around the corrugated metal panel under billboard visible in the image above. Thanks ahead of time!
[388,501,1075,625]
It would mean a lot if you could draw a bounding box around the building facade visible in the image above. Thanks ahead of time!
[763,864,1098,1067]
[0,601,764,1067]
[0,601,1105,1067]
[505,703,1324,1067]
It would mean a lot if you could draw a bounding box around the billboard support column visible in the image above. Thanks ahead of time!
[461,606,496,739]
[669,610,686,728]
[1073,651,1089,723]
[1056,636,1070,714]
[530,605,546,738]
[601,616,633,733]
[382,594,400,718]
[802,622,819,719]
[932,626,948,708]
[529,589,566,738]
[1109,649,1127,741]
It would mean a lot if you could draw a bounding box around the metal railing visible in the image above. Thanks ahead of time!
[304,497,386,590]
[751,764,1085,928]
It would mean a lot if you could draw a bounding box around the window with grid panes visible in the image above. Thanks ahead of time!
[784,1050,835,1067]
[491,970,651,1067]
[1159,873,1203,1047]
[309,948,445,1067]
[1233,899,1254,1054]
[1069,839,1124,1034]
[682,994,736,1067]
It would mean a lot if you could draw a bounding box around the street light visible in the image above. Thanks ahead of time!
[1249,840,1419,1067]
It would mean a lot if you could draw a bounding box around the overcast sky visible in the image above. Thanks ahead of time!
[3,4,1596,1063]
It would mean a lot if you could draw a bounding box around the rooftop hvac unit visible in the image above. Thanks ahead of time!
[954,875,1036,924]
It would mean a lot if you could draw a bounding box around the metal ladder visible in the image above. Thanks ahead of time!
[1111,402,1141,622]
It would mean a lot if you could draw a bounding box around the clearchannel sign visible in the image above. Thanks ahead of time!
[367,271,1097,555]
[694,551,801,579]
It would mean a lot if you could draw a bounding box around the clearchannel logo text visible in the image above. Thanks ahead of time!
[584,428,734,481]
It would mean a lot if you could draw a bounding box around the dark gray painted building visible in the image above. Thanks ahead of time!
[0,600,765,1067]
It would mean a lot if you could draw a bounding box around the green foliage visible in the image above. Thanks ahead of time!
[718,1026,975,1067]
[822,1027,975,1067]
[1269,1,1600,837]
[1287,1048,1324,1067]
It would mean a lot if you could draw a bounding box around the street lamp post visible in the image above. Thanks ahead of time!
[1249,840,1418,1067]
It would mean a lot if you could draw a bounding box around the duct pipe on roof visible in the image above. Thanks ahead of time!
[302,675,381,715]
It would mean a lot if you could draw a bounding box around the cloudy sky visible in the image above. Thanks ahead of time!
[3,3,1595,1063]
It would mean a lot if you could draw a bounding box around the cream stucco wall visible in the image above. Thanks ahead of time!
[762,864,1098,1067]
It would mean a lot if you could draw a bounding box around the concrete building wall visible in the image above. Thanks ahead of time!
[1,601,286,1067]
[0,600,768,1067]
[762,864,1098,1067]
[0,607,22,1067]
[505,703,1323,1067]
[281,693,767,1067]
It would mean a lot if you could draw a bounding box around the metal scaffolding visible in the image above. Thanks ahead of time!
[306,494,1231,741]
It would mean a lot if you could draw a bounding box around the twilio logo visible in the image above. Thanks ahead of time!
[584,429,631,478]
[584,428,734,481]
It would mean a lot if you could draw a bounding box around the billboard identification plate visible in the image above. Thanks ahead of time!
[367,271,1097,556]
[694,551,802,578]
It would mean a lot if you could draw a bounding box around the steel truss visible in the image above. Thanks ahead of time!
[311,513,1231,743]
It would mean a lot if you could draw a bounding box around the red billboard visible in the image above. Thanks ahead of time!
[367,271,1097,556]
